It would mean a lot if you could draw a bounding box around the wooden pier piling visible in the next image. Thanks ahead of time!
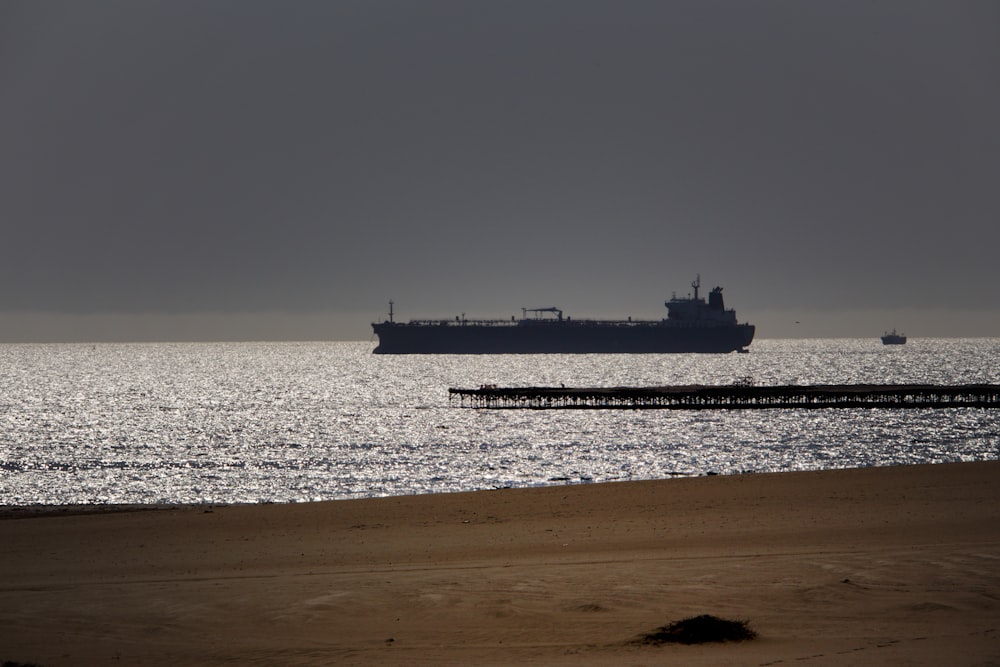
[448,383,1000,410]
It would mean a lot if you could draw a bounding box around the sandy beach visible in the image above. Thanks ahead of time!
[2,461,999,666]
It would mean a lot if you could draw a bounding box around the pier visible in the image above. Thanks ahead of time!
[448,383,1000,410]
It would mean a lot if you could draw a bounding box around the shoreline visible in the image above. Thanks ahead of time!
[2,461,999,665]
[3,458,993,518]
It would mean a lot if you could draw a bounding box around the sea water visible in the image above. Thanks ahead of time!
[1,338,998,505]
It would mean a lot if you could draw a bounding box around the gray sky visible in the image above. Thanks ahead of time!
[2,1,998,342]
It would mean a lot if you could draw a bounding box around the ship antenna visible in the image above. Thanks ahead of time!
[692,274,700,301]
[388,300,394,323]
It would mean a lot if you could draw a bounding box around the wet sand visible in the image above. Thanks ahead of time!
[2,461,999,666]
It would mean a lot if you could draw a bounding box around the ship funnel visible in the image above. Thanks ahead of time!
[708,287,725,311]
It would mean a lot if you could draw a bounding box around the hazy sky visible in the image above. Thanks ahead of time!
[2,1,998,342]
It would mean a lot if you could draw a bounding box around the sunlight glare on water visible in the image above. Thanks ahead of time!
[0,338,998,504]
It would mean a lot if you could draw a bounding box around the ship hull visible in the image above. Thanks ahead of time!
[372,322,755,354]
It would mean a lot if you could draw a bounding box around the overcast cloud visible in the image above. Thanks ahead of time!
[2,1,998,341]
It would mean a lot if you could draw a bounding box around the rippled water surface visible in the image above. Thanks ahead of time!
[2,338,998,504]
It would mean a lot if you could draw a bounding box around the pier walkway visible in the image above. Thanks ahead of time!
[448,383,1000,410]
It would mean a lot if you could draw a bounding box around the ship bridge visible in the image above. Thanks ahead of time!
[666,275,738,324]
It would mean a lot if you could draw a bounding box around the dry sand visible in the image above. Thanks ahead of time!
[2,461,999,666]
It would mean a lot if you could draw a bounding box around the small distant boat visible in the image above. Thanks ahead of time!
[881,329,907,345]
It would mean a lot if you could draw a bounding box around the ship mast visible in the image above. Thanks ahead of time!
[388,300,394,323]
[691,274,700,301]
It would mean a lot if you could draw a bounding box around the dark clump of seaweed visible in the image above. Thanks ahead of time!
[635,614,757,645]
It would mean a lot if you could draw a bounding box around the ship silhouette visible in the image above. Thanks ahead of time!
[372,276,755,354]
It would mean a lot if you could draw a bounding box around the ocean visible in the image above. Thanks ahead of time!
[1,338,998,505]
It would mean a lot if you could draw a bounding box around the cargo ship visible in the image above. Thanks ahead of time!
[371,276,755,354]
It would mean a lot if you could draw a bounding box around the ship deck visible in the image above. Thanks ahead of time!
[448,383,1000,410]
